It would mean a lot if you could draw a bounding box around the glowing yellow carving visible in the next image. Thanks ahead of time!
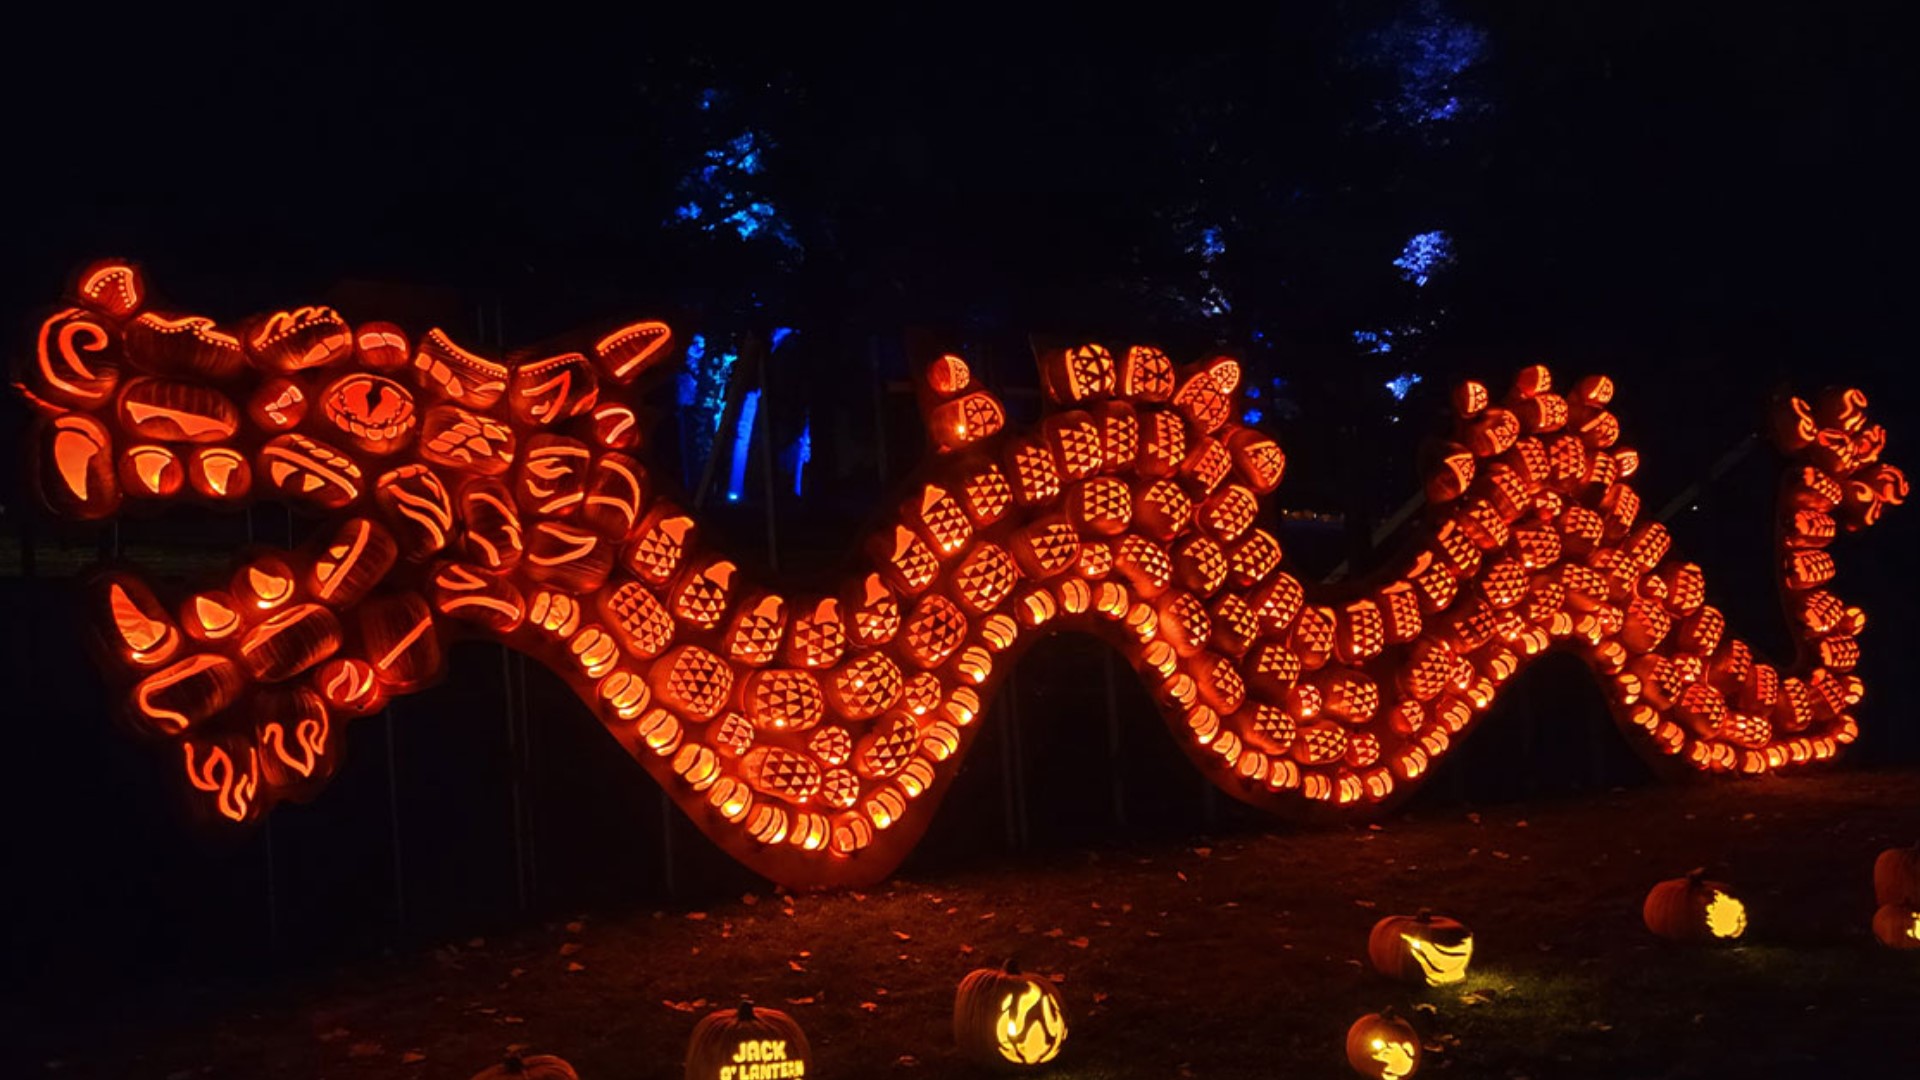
[995,983,1066,1065]
[1706,890,1747,939]
[1369,1037,1417,1080]
[1906,913,1919,942]
[1402,932,1473,985]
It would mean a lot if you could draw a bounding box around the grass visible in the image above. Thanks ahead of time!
[23,768,1920,1078]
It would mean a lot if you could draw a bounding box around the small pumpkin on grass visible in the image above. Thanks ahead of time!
[1872,903,1920,950]
[1346,1007,1421,1079]
[954,959,1068,1068]
[1644,868,1747,942]
[470,1050,580,1080]
[1367,909,1473,986]
[1874,842,1920,906]
[685,999,812,1080]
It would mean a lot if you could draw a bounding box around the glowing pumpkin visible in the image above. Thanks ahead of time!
[1643,869,1747,942]
[1872,903,1920,950]
[468,1050,579,1080]
[1873,842,1920,906]
[1345,1007,1421,1080]
[685,999,812,1080]
[1368,910,1473,986]
[954,960,1068,1068]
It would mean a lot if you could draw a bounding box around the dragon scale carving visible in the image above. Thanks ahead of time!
[16,262,1907,886]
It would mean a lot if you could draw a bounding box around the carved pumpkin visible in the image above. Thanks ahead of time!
[954,959,1067,1069]
[1644,869,1747,942]
[469,1050,579,1080]
[1873,842,1920,906]
[1346,1007,1421,1080]
[1368,910,1473,986]
[685,999,812,1080]
[1871,903,1920,949]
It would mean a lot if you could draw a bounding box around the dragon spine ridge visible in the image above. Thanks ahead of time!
[16,260,1908,887]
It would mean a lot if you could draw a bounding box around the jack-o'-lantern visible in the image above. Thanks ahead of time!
[469,1050,579,1080]
[1873,842,1920,906]
[1368,910,1473,986]
[1644,869,1747,942]
[685,999,812,1080]
[1346,1007,1421,1080]
[954,960,1067,1068]
[1872,903,1920,950]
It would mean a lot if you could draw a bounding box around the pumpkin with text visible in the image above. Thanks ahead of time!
[685,1000,811,1080]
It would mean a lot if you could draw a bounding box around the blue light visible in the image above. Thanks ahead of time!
[1245,385,1261,400]
[698,87,718,112]
[1196,225,1225,261]
[676,334,707,406]
[671,127,802,253]
[770,326,794,351]
[1353,329,1395,355]
[727,388,760,504]
[1385,372,1424,400]
[1393,230,1454,286]
[674,202,703,223]
[1360,0,1489,128]
[791,416,812,497]
[1242,408,1264,425]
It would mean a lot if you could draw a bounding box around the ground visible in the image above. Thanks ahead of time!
[30,768,1920,1079]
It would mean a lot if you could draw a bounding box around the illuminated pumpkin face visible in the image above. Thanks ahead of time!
[1346,1009,1421,1080]
[1871,904,1920,950]
[954,961,1067,1069]
[1369,911,1474,986]
[1644,870,1747,943]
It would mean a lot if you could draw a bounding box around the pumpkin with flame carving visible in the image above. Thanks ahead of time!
[954,959,1068,1068]
[1644,869,1747,942]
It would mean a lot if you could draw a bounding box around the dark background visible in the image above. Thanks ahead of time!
[3,0,1915,1040]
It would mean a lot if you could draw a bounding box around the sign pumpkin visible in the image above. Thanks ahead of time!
[1345,1007,1421,1080]
[686,1000,812,1080]
[469,1051,580,1080]
[1872,903,1920,949]
[1643,869,1747,942]
[954,960,1068,1068]
[1873,843,1920,906]
[1367,910,1473,986]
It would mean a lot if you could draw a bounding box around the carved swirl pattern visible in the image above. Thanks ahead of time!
[17,262,1908,886]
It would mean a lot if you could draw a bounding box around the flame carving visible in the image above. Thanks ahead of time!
[15,262,1907,884]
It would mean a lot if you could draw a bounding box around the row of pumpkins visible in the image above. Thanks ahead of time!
[473,844,1920,1080]
[1348,843,1920,1079]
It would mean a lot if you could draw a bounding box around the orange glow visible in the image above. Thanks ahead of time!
[25,264,1904,887]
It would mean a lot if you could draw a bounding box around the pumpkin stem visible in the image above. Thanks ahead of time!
[737,998,756,1021]
[1002,957,1023,976]
[1415,907,1433,922]
[1686,867,1707,882]
[501,1051,527,1075]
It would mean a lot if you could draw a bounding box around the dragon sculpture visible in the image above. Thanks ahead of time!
[16,261,1907,887]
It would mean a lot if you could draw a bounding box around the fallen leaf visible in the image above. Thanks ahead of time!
[1068,937,1090,949]
[565,921,584,934]
[686,912,709,921]
[1044,928,1065,939]
[402,1051,427,1065]
[894,1054,920,1067]
[789,960,807,972]
[860,1001,880,1013]
[787,996,817,1006]
[559,942,583,957]
[566,961,585,973]
[893,930,912,941]
[742,894,760,906]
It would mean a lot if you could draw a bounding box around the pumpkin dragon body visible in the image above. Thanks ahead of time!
[16,262,1908,888]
